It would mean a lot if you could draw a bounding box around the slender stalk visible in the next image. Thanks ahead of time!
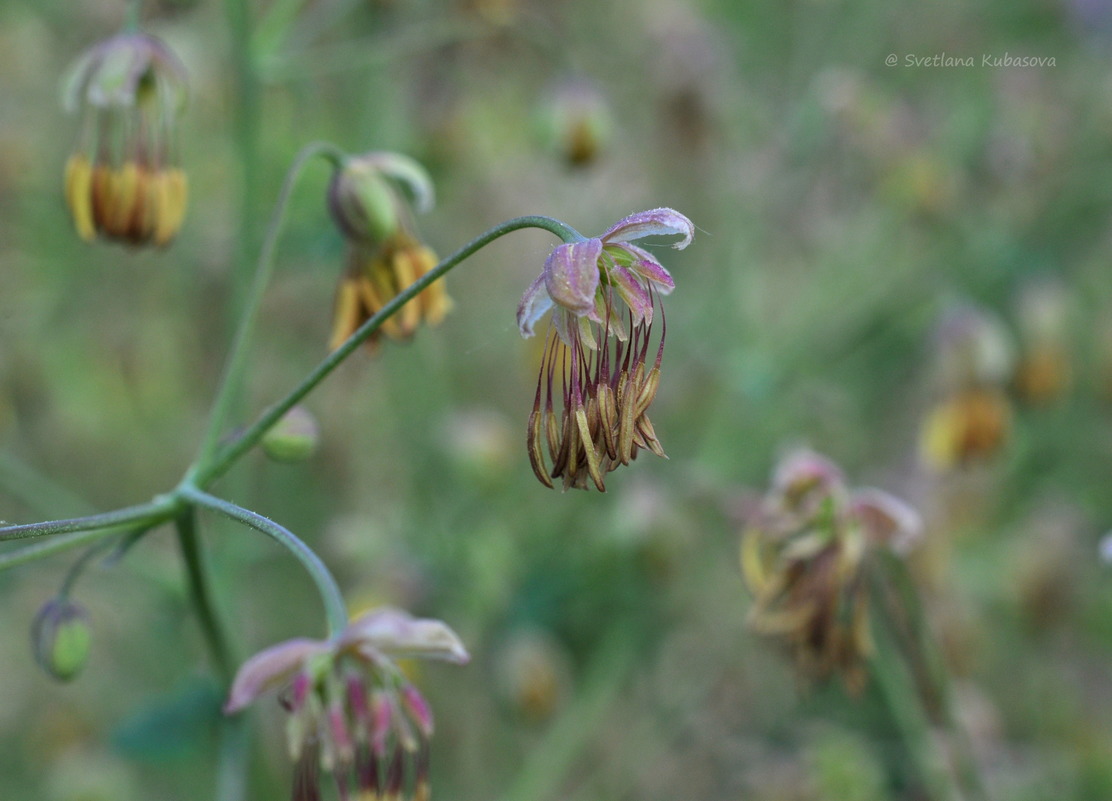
[881,556,990,801]
[0,497,178,543]
[175,509,236,681]
[179,485,348,636]
[0,527,130,573]
[869,601,954,801]
[192,141,344,471]
[191,215,581,487]
[58,537,119,597]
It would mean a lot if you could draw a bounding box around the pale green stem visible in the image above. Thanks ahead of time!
[869,599,955,801]
[179,485,348,636]
[191,141,344,473]
[0,497,178,543]
[190,214,581,487]
[882,557,990,801]
[0,527,131,572]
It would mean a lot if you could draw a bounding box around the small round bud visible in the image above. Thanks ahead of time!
[328,163,399,243]
[32,598,91,682]
[326,152,434,245]
[262,406,320,463]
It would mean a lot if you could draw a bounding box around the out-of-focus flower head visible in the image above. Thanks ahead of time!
[225,607,468,801]
[920,302,1015,471]
[740,448,922,693]
[1012,279,1072,405]
[63,32,188,247]
[328,152,451,352]
[537,78,612,168]
[516,208,693,491]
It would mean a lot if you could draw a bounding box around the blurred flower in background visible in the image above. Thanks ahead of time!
[1011,279,1073,405]
[740,449,922,693]
[919,303,1015,471]
[62,32,188,248]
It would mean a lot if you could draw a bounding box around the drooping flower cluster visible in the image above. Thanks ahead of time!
[328,153,451,352]
[225,608,469,801]
[516,208,693,491]
[740,449,922,693]
[63,32,189,247]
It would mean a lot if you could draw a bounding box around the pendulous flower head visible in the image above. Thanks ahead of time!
[516,208,693,491]
[327,153,451,352]
[63,32,189,248]
[740,449,922,694]
[225,607,468,801]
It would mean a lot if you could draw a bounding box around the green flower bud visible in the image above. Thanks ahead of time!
[32,598,91,682]
[262,406,320,463]
[327,152,434,245]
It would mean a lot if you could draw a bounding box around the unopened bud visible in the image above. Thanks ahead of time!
[327,152,434,244]
[32,598,91,682]
[262,406,320,463]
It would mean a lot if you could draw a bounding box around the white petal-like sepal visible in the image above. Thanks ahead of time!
[517,273,554,338]
[600,208,694,250]
[341,607,470,665]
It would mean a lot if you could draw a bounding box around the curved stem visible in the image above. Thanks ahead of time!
[176,509,237,682]
[59,537,118,597]
[191,141,345,475]
[192,214,581,487]
[0,497,179,543]
[179,485,348,637]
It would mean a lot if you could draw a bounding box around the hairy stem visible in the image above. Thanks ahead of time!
[192,141,344,472]
[192,214,581,486]
[0,497,179,543]
[179,486,348,636]
[0,528,128,573]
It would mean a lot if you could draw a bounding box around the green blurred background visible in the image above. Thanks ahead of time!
[3,0,1112,798]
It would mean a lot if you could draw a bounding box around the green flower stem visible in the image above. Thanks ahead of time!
[175,508,236,682]
[0,497,179,543]
[882,557,990,801]
[0,527,131,573]
[190,214,582,488]
[58,537,119,597]
[179,485,348,637]
[868,599,954,801]
[191,141,345,474]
